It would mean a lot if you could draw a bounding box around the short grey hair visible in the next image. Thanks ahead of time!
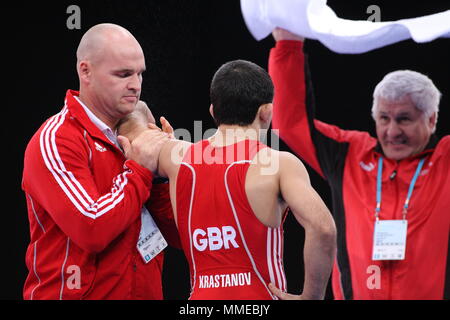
[372,70,441,123]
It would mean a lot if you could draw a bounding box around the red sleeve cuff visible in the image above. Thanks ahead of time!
[275,40,304,51]
[124,159,153,187]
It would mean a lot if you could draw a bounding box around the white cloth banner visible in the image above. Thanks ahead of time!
[241,0,450,54]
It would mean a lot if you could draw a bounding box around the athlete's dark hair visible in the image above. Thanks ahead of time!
[210,59,274,126]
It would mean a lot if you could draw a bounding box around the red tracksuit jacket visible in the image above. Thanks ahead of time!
[269,40,450,299]
[22,90,179,300]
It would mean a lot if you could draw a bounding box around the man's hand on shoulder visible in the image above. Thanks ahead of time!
[118,129,170,174]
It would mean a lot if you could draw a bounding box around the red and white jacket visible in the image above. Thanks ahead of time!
[270,40,450,299]
[22,90,179,300]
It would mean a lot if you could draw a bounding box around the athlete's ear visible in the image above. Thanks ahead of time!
[209,104,215,119]
[259,103,273,123]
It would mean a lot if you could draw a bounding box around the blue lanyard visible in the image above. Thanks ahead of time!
[375,157,426,220]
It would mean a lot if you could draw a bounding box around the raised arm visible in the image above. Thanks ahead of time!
[270,152,336,300]
[269,28,354,180]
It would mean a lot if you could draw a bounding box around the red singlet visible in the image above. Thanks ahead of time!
[176,139,287,300]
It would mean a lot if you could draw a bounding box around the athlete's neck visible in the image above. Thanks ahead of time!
[209,124,263,147]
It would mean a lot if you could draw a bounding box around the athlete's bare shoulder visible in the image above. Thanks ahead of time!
[158,139,192,179]
[250,148,308,179]
[278,151,310,181]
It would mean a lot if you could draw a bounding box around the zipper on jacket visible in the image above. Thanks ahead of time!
[389,170,397,180]
[392,162,401,219]
[385,161,399,300]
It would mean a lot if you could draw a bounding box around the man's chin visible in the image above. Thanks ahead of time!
[119,101,138,114]
[382,146,411,161]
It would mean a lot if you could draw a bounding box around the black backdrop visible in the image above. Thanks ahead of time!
[3,0,449,300]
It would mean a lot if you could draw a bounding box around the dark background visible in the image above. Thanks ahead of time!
[3,0,449,300]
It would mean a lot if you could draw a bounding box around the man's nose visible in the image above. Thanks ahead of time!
[127,73,142,92]
[386,121,402,137]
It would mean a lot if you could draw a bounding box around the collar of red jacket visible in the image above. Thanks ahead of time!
[64,89,118,147]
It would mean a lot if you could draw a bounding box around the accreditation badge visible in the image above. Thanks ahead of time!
[372,220,408,261]
[136,207,168,263]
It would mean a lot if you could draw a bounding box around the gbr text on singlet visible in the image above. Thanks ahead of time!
[194,226,252,289]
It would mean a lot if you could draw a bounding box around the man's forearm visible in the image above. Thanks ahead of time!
[302,227,336,299]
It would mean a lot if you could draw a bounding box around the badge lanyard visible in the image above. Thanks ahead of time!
[372,157,426,260]
[375,157,426,220]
